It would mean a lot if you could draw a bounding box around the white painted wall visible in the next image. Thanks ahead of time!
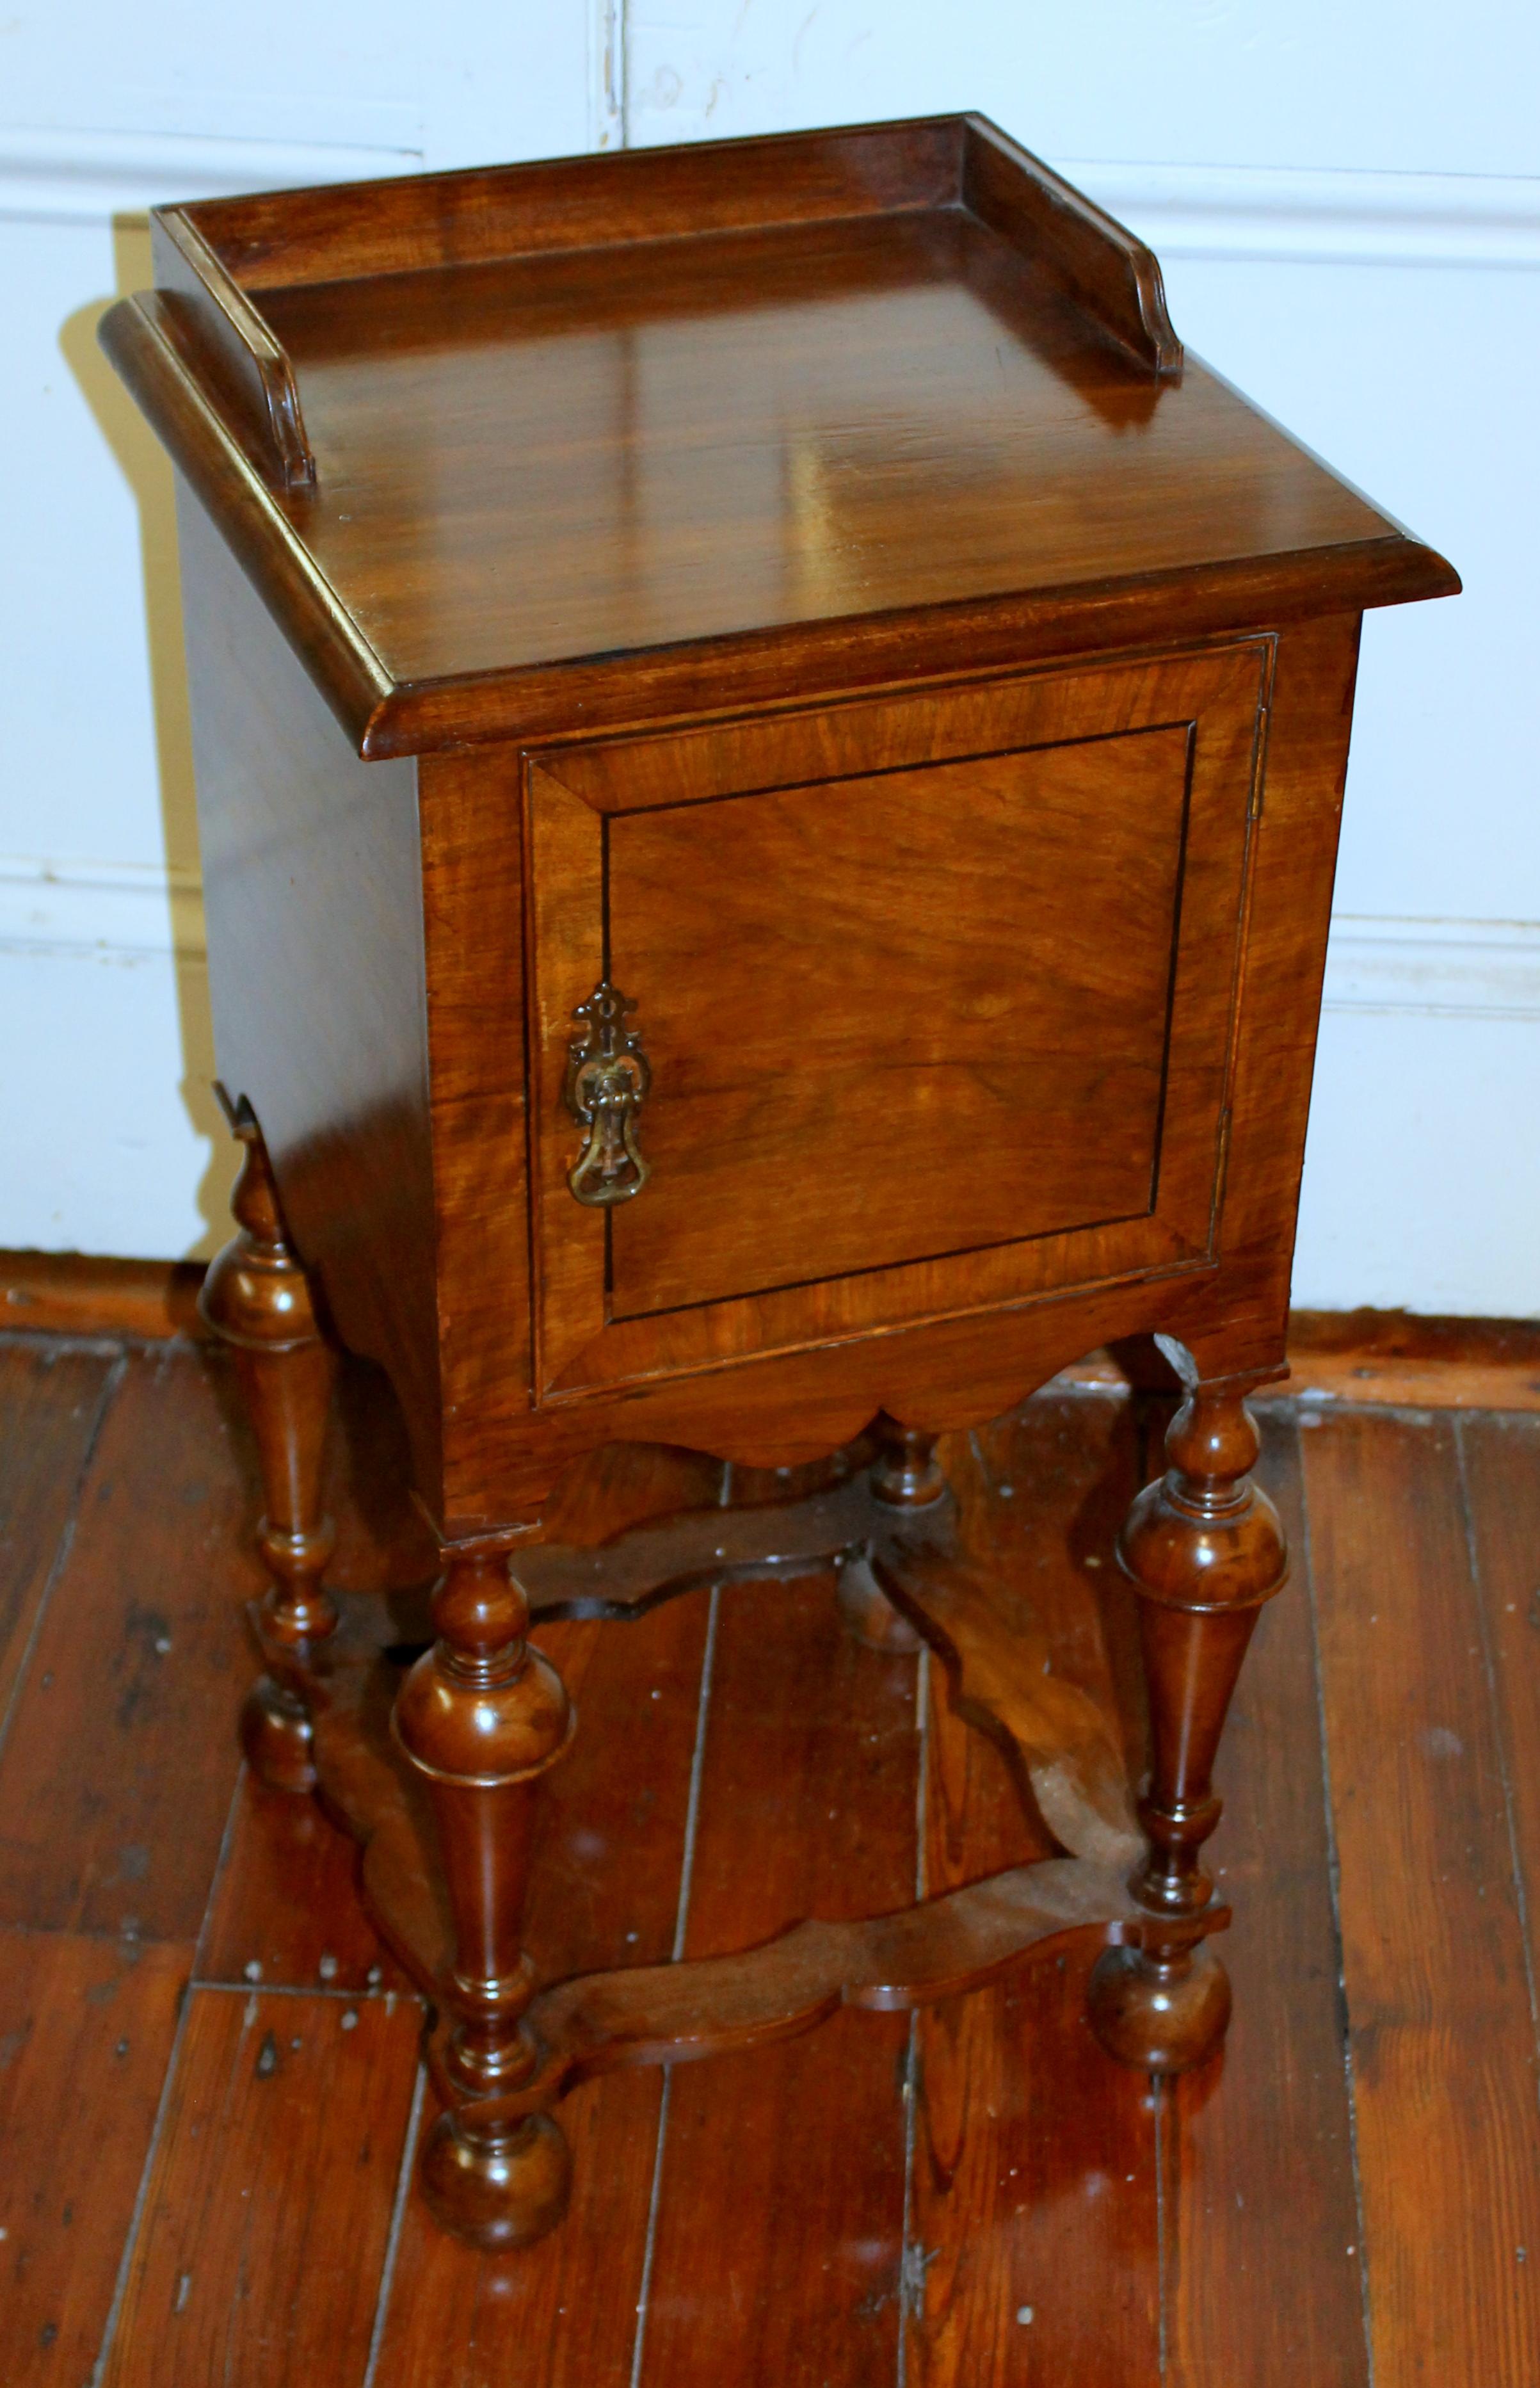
[3,3,1535,1313]
[0,4,614,1257]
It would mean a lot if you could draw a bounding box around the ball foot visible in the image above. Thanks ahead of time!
[241,1674,317,1795]
[419,2109,572,2252]
[836,1555,922,1654]
[1087,1938,1232,2075]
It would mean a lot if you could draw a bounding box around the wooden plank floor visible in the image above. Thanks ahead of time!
[1,1329,1537,2384]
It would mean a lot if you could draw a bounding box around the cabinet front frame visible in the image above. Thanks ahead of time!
[523,640,1272,1403]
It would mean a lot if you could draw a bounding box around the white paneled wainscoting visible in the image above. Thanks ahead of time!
[3,0,1536,1314]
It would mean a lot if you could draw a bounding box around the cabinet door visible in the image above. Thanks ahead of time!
[527,643,1267,1398]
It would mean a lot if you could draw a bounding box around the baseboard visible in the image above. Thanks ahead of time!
[1054,1308,1540,1412]
[4,1250,1537,1412]
[1,1250,208,1341]
[1278,1308,1540,1412]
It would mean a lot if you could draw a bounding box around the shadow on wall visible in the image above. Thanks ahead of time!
[58,217,235,1259]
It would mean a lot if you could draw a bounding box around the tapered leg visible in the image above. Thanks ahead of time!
[1088,1373,1287,2072]
[199,1108,337,1792]
[394,1542,575,2249]
[837,1418,938,1652]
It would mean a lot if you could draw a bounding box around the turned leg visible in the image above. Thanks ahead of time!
[837,1419,940,1652]
[1087,1373,1287,2073]
[199,1108,337,1792]
[394,1542,574,2249]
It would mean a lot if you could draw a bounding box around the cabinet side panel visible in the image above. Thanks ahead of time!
[177,481,442,1505]
[1182,611,1362,1376]
[417,749,536,1530]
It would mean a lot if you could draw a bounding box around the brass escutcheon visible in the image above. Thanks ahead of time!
[563,981,651,1206]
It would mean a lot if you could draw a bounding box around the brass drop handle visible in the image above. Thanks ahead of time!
[563,980,652,1206]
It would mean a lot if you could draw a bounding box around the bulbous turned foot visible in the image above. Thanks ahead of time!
[419,2109,572,2251]
[835,1554,922,1654]
[240,1674,317,1795]
[1086,1939,1232,2076]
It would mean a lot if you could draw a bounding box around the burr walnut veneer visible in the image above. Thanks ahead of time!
[102,116,1457,2250]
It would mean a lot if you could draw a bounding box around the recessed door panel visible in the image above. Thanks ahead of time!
[525,643,1266,1399]
[606,725,1192,1316]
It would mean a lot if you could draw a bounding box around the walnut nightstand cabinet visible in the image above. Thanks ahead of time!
[104,116,1457,2251]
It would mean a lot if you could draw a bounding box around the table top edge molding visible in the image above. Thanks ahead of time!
[97,116,1458,757]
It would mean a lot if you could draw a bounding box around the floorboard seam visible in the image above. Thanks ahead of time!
[1453,1412,1540,2101]
[0,1328,130,1360]
[913,1645,931,1908]
[1153,2077,1169,2385]
[630,2072,674,2388]
[0,1917,189,1953]
[896,1643,931,2388]
[0,1348,126,1765]
[190,1755,250,1979]
[187,1976,424,2005]
[1297,1412,1377,2388]
[88,1966,195,2387]
[629,1477,727,2388]
[668,1579,721,1973]
[360,2061,428,2388]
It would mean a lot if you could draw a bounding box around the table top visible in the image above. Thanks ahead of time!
[100,118,1457,754]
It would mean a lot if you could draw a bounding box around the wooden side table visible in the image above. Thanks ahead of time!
[102,115,1457,2252]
